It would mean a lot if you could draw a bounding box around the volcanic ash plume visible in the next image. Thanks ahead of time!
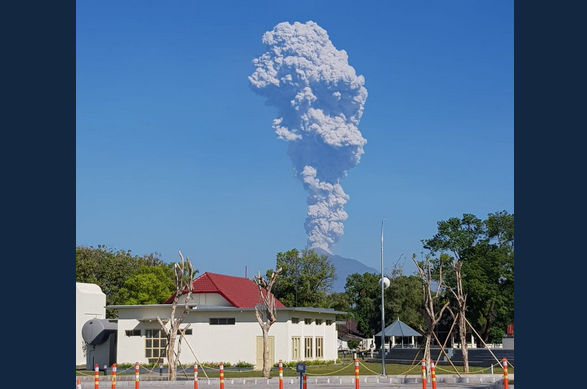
[249,21,368,253]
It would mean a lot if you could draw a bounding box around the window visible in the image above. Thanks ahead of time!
[125,329,141,336]
[326,320,332,326]
[315,337,323,358]
[292,317,299,324]
[315,319,322,325]
[304,337,313,359]
[145,329,167,360]
[292,337,301,360]
[209,318,235,325]
[177,328,193,335]
[304,318,312,325]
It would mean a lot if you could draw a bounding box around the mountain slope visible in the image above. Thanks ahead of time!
[313,248,379,293]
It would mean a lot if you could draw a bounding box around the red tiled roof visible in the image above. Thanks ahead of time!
[164,272,285,308]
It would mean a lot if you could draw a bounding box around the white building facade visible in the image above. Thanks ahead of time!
[112,300,342,368]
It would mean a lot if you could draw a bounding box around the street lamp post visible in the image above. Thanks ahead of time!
[380,219,386,376]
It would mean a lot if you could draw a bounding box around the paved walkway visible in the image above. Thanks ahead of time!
[76,374,514,389]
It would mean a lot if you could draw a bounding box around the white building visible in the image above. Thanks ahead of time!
[97,272,343,369]
[76,282,107,365]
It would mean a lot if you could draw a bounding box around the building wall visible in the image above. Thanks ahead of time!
[189,293,231,307]
[502,337,514,349]
[115,307,339,368]
[76,283,106,366]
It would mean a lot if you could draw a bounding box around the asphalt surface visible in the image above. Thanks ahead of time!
[76,374,514,389]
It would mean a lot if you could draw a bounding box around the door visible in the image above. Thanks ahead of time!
[256,336,274,370]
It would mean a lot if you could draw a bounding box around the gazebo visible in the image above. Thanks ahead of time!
[374,318,422,348]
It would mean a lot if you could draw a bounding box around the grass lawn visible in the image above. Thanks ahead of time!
[76,356,513,379]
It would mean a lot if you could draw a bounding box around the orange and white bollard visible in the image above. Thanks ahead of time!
[303,372,307,389]
[135,362,140,389]
[354,358,359,389]
[194,363,198,389]
[112,363,117,389]
[77,378,81,389]
[430,360,436,389]
[95,363,99,389]
[421,359,426,389]
[219,362,224,389]
[279,359,283,389]
[502,357,509,389]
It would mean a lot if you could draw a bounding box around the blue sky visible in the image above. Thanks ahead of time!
[76,1,513,280]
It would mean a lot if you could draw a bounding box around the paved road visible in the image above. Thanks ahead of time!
[76,374,513,389]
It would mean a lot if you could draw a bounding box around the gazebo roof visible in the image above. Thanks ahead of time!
[374,318,422,337]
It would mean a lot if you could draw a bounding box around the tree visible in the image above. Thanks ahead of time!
[113,265,176,305]
[344,272,381,338]
[423,214,500,373]
[347,339,361,350]
[412,252,450,377]
[76,245,170,317]
[464,211,514,344]
[156,251,195,381]
[323,291,352,321]
[269,247,335,307]
[387,273,425,332]
[344,268,424,348]
[253,267,282,378]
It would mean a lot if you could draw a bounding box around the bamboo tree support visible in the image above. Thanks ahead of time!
[421,359,427,389]
[432,330,462,377]
[432,312,462,378]
[354,358,360,389]
[178,329,209,380]
[464,317,503,366]
[135,362,140,389]
[430,361,437,389]
[111,363,117,389]
[502,358,509,389]
[94,363,99,389]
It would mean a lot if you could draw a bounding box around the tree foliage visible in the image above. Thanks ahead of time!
[344,269,424,343]
[76,245,189,317]
[344,272,381,338]
[268,247,336,308]
[113,265,176,305]
[386,274,425,330]
[464,211,514,343]
[423,210,514,372]
[323,291,352,321]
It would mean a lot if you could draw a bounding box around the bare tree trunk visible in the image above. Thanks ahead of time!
[457,302,469,373]
[453,261,469,373]
[168,331,178,380]
[413,253,450,378]
[157,251,194,381]
[253,268,282,378]
[262,324,270,377]
[423,333,431,376]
